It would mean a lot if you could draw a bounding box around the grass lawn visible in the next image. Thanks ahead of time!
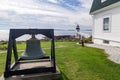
[0,41,120,80]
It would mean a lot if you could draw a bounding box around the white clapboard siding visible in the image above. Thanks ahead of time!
[93,6,120,47]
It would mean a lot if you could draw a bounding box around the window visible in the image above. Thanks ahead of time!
[103,17,110,31]
[103,40,109,44]
[101,0,107,3]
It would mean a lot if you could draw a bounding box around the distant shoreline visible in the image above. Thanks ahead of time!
[0,30,92,41]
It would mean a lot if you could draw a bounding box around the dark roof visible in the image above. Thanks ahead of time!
[90,0,120,14]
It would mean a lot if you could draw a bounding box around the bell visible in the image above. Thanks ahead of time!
[21,34,45,60]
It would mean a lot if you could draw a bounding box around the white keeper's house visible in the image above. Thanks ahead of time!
[90,0,120,46]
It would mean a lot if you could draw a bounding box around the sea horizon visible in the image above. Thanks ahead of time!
[0,29,92,41]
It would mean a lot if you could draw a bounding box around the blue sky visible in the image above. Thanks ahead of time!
[0,0,93,30]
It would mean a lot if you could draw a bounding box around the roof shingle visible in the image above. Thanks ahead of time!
[90,0,120,14]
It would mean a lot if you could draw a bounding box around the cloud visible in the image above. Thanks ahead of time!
[79,0,93,9]
[0,0,93,30]
[48,0,59,3]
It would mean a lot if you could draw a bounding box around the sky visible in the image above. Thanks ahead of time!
[0,0,93,30]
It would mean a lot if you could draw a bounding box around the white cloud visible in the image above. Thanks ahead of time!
[78,0,93,9]
[0,0,93,30]
[48,0,59,3]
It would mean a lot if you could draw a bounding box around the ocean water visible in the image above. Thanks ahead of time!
[0,30,92,41]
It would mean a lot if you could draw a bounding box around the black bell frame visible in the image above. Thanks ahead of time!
[4,29,56,78]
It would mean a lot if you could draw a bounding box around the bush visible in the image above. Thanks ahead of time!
[84,35,93,43]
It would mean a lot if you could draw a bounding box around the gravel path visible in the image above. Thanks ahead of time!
[86,44,120,64]
[0,45,67,54]
[0,50,24,54]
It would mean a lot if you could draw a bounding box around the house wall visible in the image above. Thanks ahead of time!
[93,6,120,47]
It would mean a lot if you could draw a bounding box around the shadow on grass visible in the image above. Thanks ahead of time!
[60,71,69,80]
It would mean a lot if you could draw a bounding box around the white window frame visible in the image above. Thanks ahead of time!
[103,15,111,32]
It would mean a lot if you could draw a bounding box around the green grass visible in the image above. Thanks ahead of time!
[0,41,120,80]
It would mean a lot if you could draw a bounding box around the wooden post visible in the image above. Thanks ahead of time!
[81,36,84,47]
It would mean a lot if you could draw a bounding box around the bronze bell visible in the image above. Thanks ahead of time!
[21,34,45,60]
